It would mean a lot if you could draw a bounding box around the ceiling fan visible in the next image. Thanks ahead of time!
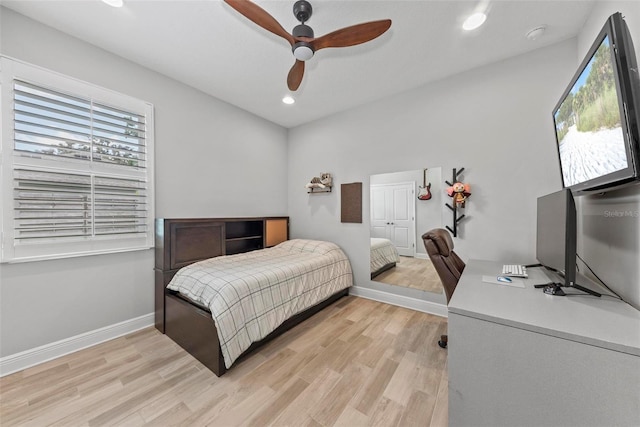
[223,0,392,91]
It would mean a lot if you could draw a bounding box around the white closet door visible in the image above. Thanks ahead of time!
[370,186,388,238]
[370,182,416,257]
[391,184,414,256]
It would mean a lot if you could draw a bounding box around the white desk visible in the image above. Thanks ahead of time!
[448,260,640,427]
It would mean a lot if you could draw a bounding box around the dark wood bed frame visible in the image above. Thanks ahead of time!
[371,261,397,279]
[154,217,349,376]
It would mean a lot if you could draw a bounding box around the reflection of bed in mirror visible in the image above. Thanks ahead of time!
[370,237,400,279]
[369,167,444,295]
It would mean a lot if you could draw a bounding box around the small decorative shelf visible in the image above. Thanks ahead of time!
[307,186,332,193]
[305,173,333,194]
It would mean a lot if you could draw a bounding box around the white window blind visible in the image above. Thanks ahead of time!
[14,168,93,240]
[1,57,154,262]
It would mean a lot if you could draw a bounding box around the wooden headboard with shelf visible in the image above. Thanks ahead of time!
[154,217,289,332]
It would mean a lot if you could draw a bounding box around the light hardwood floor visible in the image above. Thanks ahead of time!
[375,257,444,294]
[0,296,448,427]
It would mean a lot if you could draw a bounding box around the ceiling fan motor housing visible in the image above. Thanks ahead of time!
[292,24,315,60]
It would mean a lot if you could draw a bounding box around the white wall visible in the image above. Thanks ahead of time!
[287,2,640,310]
[575,1,640,310]
[0,8,288,358]
[288,39,577,303]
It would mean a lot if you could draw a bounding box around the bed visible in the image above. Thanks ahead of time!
[155,218,353,376]
[370,237,400,279]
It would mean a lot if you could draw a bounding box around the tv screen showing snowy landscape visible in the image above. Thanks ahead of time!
[554,35,628,188]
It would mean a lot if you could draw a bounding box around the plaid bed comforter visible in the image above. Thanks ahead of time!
[370,238,400,274]
[167,239,353,368]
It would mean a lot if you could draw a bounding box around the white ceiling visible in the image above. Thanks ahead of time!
[1,0,595,128]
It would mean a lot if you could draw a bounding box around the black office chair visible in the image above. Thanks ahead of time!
[422,228,466,348]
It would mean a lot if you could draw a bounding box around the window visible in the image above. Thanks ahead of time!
[1,57,154,262]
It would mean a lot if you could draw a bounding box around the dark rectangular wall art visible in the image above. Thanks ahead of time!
[341,182,363,223]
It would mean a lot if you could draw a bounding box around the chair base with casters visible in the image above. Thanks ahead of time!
[422,228,466,349]
[438,335,448,348]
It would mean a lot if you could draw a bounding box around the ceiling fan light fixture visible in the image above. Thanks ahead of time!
[293,43,314,61]
[463,12,487,31]
[282,95,295,104]
[101,0,124,8]
[292,24,315,61]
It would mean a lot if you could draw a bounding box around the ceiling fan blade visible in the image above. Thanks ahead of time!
[312,19,392,51]
[224,0,295,46]
[287,60,305,91]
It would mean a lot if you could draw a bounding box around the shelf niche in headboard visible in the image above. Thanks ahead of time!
[225,220,264,255]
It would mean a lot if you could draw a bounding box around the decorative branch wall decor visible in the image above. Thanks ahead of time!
[445,168,471,237]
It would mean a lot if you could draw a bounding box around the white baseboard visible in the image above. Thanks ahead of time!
[414,253,428,260]
[0,313,154,377]
[350,286,448,318]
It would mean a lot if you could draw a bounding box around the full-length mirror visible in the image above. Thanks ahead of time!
[369,168,444,294]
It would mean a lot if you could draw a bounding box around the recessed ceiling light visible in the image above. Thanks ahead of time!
[282,95,295,105]
[102,0,124,8]
[463,12,487,31]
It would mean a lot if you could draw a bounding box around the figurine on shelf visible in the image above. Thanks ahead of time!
[446,182,471,208]
[305,173,332,190]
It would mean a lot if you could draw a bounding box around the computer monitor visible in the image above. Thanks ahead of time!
[536,189,577,286]
[536,189,600,297]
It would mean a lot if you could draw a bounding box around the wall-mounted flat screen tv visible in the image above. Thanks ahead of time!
[552,12,640,194]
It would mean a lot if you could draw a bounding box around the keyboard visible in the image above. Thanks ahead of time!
[501,264,528,278]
